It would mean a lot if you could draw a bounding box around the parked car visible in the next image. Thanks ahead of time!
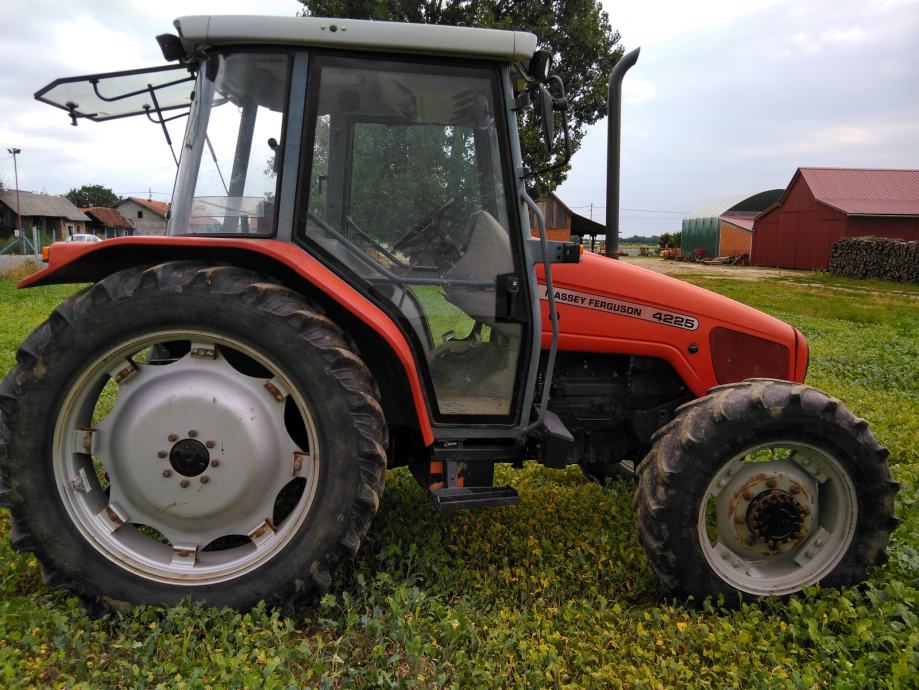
[65,233,102,242]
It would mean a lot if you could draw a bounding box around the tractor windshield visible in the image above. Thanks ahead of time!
[168,52,290,235]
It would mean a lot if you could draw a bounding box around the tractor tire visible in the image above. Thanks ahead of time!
[634,379,899,603]
[0,262,387,611]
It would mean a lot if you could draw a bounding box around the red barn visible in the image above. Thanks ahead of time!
[751,168,919,269]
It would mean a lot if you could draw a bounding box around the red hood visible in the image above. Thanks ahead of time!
[545,252,791,340]
[538,253,801,396]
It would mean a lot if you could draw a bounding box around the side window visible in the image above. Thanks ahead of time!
[301,57,524,418]
[348,123,481,264]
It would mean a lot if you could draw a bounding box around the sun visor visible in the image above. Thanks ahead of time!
[34,64,195,125]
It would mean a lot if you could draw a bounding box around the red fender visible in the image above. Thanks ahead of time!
[22,237,435,445]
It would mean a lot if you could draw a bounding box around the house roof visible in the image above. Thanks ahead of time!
[0,189,89,221]
[82,206,132,228]
[119,197,170,218]
[798,167,919,216]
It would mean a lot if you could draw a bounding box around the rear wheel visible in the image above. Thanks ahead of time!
[0,262,387,610]
[635,379,898,602]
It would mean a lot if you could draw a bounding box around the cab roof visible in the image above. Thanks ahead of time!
[174,15,538,62]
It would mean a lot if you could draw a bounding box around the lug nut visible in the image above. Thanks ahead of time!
[188,430,198,438]
[765,478,778,489]
[168,434,178,442]
[742,488,754,500]
[200,475,209,484]
[734,515,745,525]
[157,450,168,459]
[180,479,190,488]
[789,484,800,494]
[206,440,216,449]
[210,459,220,467]
[162,469,172,478]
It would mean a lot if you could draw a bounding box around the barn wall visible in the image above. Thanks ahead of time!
[845,216,919,241]
[530,227,572,241]
[752,176,827,269]
[718,222,752,257]
[751,209,780,266]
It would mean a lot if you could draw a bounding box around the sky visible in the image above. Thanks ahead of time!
[2,0,918,236]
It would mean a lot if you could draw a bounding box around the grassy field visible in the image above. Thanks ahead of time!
[0,266,916,688]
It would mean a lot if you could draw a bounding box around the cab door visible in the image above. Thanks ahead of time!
[298,53,532,425]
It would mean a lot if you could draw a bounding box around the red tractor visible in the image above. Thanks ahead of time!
[0,15,897,610]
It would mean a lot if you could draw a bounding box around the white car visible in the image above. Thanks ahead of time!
[65,233,102,242]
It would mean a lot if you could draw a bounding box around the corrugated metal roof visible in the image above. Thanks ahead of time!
[0,189,89,221]
[820,199,919,216]
[799,167,919,216]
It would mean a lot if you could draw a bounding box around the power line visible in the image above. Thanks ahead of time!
[565,204,688,214]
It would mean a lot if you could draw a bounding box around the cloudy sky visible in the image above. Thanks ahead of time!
[2,0,918,236]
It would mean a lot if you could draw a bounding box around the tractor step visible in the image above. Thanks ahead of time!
[429,486,520,512]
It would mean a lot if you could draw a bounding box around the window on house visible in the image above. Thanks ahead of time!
[137,211,143,219]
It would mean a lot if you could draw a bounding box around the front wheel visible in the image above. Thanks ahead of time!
[635,379,899,602]
[0,262,387,610]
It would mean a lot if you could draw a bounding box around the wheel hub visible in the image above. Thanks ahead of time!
[169,438,210,477]
[94,347,306,547]
[746,489,805,547]
[716,460,819,558]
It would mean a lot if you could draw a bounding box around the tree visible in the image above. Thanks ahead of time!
[65,184,120,209]
[298,0,622,194]
[658,232,681,249]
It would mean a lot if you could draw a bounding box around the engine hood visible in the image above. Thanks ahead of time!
[537,253,804,396]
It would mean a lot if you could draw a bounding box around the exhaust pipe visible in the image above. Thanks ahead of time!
[605,47,640,259]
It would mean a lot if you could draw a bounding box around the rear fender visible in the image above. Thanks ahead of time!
[22,237,434,445]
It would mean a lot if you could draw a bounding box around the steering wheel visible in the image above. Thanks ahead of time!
[392,198,457,252]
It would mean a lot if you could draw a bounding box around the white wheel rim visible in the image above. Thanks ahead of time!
[698,441,858,596]
[52,330,320,586]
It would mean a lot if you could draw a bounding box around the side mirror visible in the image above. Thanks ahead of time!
[537,84,554,155]
[528,50,552,82]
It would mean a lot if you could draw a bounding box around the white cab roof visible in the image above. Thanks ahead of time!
[175,15,537,62]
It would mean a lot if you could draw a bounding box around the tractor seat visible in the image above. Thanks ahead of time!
[441,209,514,326]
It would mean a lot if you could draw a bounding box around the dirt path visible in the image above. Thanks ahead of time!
[620,256,919,299]
[621,256,808,281]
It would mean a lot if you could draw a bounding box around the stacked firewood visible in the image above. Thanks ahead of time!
[829,236,919,283]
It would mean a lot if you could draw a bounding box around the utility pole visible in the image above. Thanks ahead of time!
[7,148,23,253]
